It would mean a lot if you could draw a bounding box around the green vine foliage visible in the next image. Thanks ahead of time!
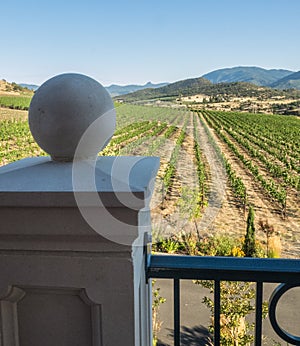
[196,280,268,345]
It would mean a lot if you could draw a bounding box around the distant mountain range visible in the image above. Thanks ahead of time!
[270,71,300,89]
[15,66,300,100]
[116,67,300,101]
[202,66,293,86]
[19,83,39,91]
[117,77,213,101]
[119,79,280,102]
[105,81,169,97]
[18,81,169,96]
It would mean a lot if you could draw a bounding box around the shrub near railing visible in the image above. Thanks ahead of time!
[198,279,268,346]
[153,229,269,345]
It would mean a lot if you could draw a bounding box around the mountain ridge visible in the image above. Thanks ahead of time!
[105,81,169,96]
[270,71,300,89]
[5,66,300,99]
[116,77,213,101]
[117,78,300,102]
[17,81,169,96]
[19,83,39,91]
[115,66,300,101]
[202,66,294,86]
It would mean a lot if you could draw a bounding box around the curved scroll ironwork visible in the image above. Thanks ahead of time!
[269,283,300,345]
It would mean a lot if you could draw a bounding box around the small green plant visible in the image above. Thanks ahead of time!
[153,235,181,254]
[177,186,204,221]
[152,280,166,346]
[243,206,257,257]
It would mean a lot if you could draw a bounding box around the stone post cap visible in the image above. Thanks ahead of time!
[0,156,160,208]
[28,73,116,162]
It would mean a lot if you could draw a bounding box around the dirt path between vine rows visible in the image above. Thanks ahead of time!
[193,114,229,234]
[150,112,200,238]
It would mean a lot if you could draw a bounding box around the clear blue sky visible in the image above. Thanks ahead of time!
[1,0,300,86]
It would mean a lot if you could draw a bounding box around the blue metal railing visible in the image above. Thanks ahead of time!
[146,254,300,345]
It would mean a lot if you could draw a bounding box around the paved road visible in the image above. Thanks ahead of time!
[155,279,300,345]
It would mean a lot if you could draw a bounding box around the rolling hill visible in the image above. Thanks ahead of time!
[0,80,34,94]
[270,71,300,89]
[116,77,296,102]
[19,83,39,91]
[18,81,169,96]
[105,81,169,97]
[115,77,212,101]
[202,66,293,86]
[3,65,300,103]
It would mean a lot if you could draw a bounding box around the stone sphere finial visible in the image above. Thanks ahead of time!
[29,73,116,161]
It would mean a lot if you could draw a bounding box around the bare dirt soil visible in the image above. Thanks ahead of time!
[0,107,28,120]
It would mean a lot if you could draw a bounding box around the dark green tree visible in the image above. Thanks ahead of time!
[243,206,257,257]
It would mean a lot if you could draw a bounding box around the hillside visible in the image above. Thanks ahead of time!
[116,77,298,102]
[0,79,33,95]
[106,81,169,97]
[202,66,293,86]
[116,77,213,101]
[271,71,300,89]
[16,81,170,96]
[19,83,39,91]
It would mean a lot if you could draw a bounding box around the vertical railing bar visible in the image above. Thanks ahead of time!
[174,278,180,346]
[214,280,221,345]
[255,282,263,346]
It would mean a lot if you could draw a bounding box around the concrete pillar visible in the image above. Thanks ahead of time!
[0,74,159,346]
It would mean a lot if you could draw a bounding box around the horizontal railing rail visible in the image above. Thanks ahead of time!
[146,254,300,346]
